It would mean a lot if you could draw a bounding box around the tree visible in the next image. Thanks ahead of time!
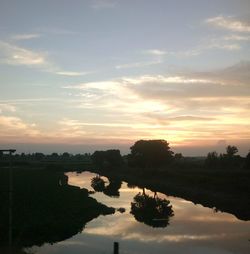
[130,191,174,228]
[91,150,122,168]
[91,176,106,192]
[245,151,250,170]
[62,152,71,161]
[205,151,219,168]
[103,178,122,197]
[226,145,238,157]
[91,151,106,167]
[129,140,174,168]
[218,145,242,169]
[105,149,123,166]
[174,153,183,160]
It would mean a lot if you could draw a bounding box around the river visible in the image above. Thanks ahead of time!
[27,171,250,254]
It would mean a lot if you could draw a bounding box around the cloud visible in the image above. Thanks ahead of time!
[63,61,250,146]
[0,41,47,66]
[0,104,16,113]
[190,61,250,86]
[144,113,216,124]
[115,60,162,69]
[223,34,250,41]
[123,32,245,71]
[0,115,41,141]
[55,71,90,77]
[145,49,201,57]
[142,38,241,62]
[206,15,250,32]
[207,42,241,50]
[11,33,41,40]
[0,40,91,76]
[65,62,250,106]
[144,49,167,56]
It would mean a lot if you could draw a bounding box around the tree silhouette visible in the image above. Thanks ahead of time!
[103,179,122,197]
[245,151,250,170]
[129,140,174,168]
[91,176,106,192]
[205,151,219,168]
[91,150,122,168]
[90,176,122,197]
[226,146,238,157]
[130,191,174,228]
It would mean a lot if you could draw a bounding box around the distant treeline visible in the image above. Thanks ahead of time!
[0,151,91,165]
[0,140,249,170]
[205,145,250,170]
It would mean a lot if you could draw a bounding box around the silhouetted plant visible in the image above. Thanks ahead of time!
[129,140,174,168]
[103,179,122,197]
[91,176,106,192]
[174,153,183,160]
[205,145,244,169]
[91,150,122,168]
[245,151,250,170]
[226,145,238,157]
[205,151,219,168]
[91,151,106,167]
[130,191,174,228]
[105,149,123,166]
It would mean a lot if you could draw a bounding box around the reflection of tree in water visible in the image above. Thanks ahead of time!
[103,179,122,198]
[91,176,106,192]
[0,168,114,253]
[127,183,137,189]
[91,175,122,198]
[130,189,174,228]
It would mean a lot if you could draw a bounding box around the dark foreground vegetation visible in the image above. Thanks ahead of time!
[0,167,114,253]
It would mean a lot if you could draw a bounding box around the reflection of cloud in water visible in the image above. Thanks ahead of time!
[33,230,249,254]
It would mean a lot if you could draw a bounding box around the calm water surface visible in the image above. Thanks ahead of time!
[29,171,250,254]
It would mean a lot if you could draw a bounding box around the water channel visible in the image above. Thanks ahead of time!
[28,171,250,254]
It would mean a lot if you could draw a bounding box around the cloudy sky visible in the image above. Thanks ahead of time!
[0,0,250,155]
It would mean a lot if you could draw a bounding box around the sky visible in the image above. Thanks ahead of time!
[0,0,250,155]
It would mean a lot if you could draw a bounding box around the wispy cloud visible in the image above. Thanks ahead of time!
[11,33,41,40]
[223,34,250,41]
[0,40,92,76]
[0,41,47,66]
[115,60,162,69]
[206,15,250,32]
[63,62,250,145]
[2,62,249,146]
[144,48,201,58]
[144,49,167,56]
[0,115,41,140]
[116,33,244,71]
[206,41,241,50]
[55,71,91,77]
[0,104,16,113]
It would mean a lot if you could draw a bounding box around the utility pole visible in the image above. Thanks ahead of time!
[0,149,16,253]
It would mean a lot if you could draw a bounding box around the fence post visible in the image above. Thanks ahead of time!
[113,242,119,254]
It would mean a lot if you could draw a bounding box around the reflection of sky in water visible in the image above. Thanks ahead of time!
[31,171,250,254]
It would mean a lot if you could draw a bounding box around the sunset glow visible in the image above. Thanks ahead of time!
[0,0,249,154]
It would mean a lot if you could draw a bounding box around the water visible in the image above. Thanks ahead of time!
[28,171,250,254]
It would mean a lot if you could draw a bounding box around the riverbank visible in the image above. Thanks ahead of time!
[90,165,250,221]
[3,161,250,221]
